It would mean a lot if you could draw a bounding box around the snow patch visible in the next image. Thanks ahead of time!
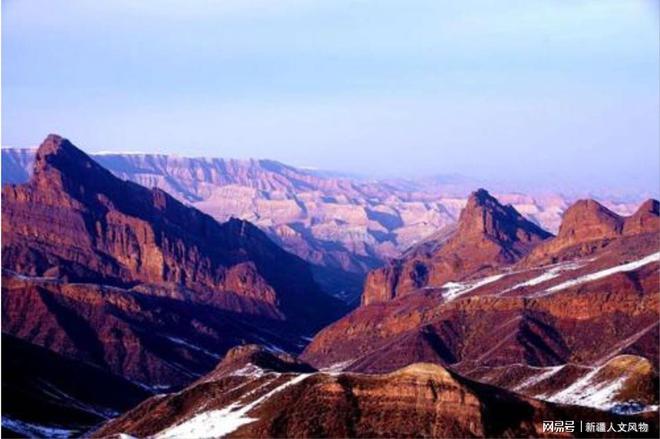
[262,343,287,355]
[539,357,656,412]
[132,381,174,393]
[320,360,354,375]
[512,365,564,391]
[542,367,625,410]
[166,336,220,359]
[249,333,288,355]
[539,252,660,296]
[38,381,119,418]
[442,273,507,302]
[68,282,130,293]
[230,363,267,378]
[155,374,312,439]
[501,261,584,294]
[2,269,58,282]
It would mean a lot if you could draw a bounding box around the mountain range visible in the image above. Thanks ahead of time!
[2,147,645,305]
[1,135,658,438]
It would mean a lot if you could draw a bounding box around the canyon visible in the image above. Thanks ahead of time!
[1,136,658,438]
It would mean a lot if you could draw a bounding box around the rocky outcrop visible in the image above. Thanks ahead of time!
[624,199,660,236]
[559,199,624,241]
[362,189,552,305]
[527,198,660,263]
[94,345,657,439]
[1,275,307,387]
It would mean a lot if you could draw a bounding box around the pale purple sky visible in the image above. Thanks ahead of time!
[2,1,659,194]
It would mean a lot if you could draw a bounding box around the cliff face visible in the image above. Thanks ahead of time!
[1,135,345,393]
[94,345,657,439]
[362,189,552,305]
[2,135,344,328]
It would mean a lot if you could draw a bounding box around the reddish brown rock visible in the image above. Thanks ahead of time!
[624,199,660,236]
[362,189,552,305]
[94,346,657,439]
[5,147,644,304]
[302,198,660,415]
[2,134,345,328]
[551,199,622,245]
[1,134,347,421]
[527,198,659,264]
[1,276,300,387]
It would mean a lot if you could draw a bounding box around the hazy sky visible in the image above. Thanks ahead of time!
[3,0,659,194]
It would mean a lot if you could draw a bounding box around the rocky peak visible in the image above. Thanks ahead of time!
[526,197,659,263]
[634,198,660,215]
[361,189,552,305]
[3,135,346,332]
[557,199,624,243]
[29,134,123,206]
[456,188,552,246]
[34,134,97,177]
[624,199,660,235]
[35,133,66,156]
